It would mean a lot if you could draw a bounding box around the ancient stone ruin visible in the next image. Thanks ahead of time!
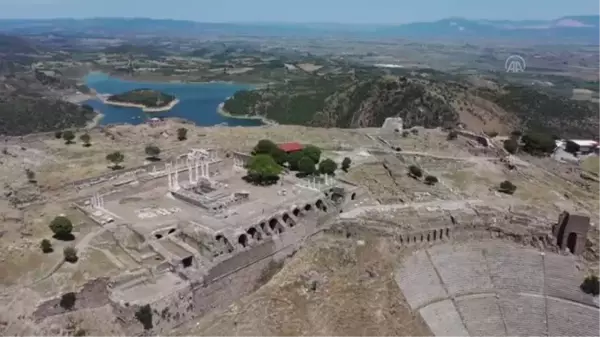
[34,147,362,334]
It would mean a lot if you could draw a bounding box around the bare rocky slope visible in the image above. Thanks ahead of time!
[223,71,599,138]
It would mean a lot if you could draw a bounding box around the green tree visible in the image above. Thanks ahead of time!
[341,157,352,172]
[135,304,153,330]
[62,130,75,144]
[408,165,423,178]
[177,127,188,141]
[302,145,321,164]
[287,151,304,171]
[270,147,288,166]
[522,133,555,155]
[318,158,338,175]
[106,151,125,170]
[244,154,283,186]
[63,246,78,263]
[40,239,53,253]
[424,175,439,185]
[54,131,63,139]
[59,292,76,310]
[447,130,458,140]
[49,216,73,240]
[145,145,161,160]
[253,139,278,155]
[298,156,316,176]
[503,139,518,154]
[80,133,91,147]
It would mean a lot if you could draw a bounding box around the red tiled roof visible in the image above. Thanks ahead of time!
[278,142,304,153]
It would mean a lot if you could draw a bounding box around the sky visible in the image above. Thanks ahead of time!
[0,0,598,24]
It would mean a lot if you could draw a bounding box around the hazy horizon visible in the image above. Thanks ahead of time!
[0,0,598,24]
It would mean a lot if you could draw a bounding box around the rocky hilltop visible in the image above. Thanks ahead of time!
[0,70,95,136]
[223,72,599,138]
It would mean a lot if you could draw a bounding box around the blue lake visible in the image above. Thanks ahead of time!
[83,72,262,127]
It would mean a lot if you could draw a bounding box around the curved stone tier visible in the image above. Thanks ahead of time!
[395,242,599,336]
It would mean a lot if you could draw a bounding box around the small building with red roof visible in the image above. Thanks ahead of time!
[278,142,304,154]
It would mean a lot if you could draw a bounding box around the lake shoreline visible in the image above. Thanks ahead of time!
[217,101,277,126]
[83,71,263,127]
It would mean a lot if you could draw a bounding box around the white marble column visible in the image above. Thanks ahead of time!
[187,158,193,184]
[204,163,210,178]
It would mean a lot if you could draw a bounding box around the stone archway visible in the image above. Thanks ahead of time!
[351,193,356,200]
[304,204,313,212]
[293,208,301,217]
[282,213,295,228]
[238,234,248,248]
[247,227,261,241]
[567,232,578,253]
[316,199,326,212]
[259,222,271,236]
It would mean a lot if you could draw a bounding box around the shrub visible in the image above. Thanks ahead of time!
[341,157,352,172]
[63,246,78,263]
[485,131,498,138]
[410,128,419,135]
[145,145,161,160]
[447,130,458,140]
[510,130,523,137]
[54,131,63,139]
[177,127,188,141]
[498,180,517,195]
[503,139,518,154]
[49,216,73,240]
[40,239,53,253]
[40,239,54,254]
[135,304,153,330]
[62,130,75,144]
[408,165,423,178]
[80,134,91,147]
[59,292,76,310]
[424,175,439,185]
[106,151,125,169]
[580,275,599,296]
[25,168,36,183]
[402,131,410,138]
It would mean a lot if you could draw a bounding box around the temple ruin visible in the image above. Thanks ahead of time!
[40,147,363,334]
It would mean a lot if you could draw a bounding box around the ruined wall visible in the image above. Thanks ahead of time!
[111,239,297,335]
[32,278,111,321]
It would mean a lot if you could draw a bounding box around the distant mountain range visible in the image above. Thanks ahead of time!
[0,16,598,44]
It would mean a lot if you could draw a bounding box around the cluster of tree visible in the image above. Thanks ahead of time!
[43,215,79,263]
[502,130,556,156]
[55,130,92,146]
[244,139,351,186]
[408,165,439,186]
